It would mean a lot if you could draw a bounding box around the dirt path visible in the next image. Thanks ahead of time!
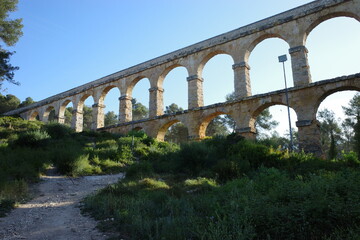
[0,170,124,240]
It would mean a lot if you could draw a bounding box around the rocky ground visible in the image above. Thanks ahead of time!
[0,170,123,240]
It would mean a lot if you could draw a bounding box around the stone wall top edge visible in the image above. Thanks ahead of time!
[3,0,352,115]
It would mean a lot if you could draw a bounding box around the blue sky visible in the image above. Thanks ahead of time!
[3,0,360,135]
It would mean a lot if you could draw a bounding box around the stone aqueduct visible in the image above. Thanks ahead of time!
[4,0,360,155]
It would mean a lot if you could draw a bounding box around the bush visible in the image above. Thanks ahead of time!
[13,130,50,148]
[43,123,73,139]
[125,161,154,179]
[176,142,217,175]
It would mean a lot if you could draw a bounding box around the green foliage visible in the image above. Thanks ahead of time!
[43,122,74,139]
[206,115,230,137]
[165,122,188,144]
[0,0,23,46]
[125,161,154,179]
[82,105,93,130]
[0,93,19,113]
[0,0,23,89]
[83,166,360,240]
[131,98,149,120]
[104,111,118,126]
[318,109,342,158]
[13,129,50,148]
[18,97,35,108]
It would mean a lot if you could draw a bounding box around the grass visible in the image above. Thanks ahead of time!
[82,134,360,240]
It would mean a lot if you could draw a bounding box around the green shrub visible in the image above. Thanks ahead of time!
[50,139,83,175]
[341,151,359,167]
[125,161,154,179]
[43,123,73,139]
[213,159,248,182]
[183,177,217,193]
[13,130,50,148]
[0,148,50,182]
[99,159,123,173]
[72,154,94,176]
[0,116,43,132]
[176,142,217,175]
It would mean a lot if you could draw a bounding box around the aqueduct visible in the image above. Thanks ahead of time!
[3,0,360,155]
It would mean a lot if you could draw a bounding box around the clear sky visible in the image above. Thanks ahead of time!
[3,0,360,136]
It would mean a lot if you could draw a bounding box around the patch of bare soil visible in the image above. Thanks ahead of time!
[0,170,123,240]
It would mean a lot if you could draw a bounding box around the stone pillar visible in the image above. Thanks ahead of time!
[92,103,105,130]
[235,127,256,140]
[233,61,252,98]
[119,95,132,123]
[58,116,65,124]
[71,109,83,132]
[149,87,164,118]
[187,126,201,141]
[42,114,50,123]
[289,45,312,87]
[296,120,323,157]
[187,75,204,109]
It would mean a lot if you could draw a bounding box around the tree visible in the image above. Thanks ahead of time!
[83,105,93,130]
[317,109,342,159]
[164,103,188,143]
[64,107,73,125]
[104,111,118,126]
[0,93,19,113]
[165,122,189,144]
[255,108,279,138]
[165,103,183,114]
[0,0,23,89]
[18,97,35,108]
[342,93,360,156]
[0,49,19,89]
[206,116,230,137]
[132,98,149,120]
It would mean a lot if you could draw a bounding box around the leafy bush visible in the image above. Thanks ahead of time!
[43,123,73,139]
[125,161,154,180]
[13,130,50,148]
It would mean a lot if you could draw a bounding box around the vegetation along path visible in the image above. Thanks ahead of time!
[0,170,123,240]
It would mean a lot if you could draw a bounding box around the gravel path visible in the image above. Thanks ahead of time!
[0,171,124,240]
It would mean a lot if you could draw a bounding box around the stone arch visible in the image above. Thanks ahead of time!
[157,119,181,141]
[251,101,299,139]
[160,64,189,112]
[77,93,94,112]
[314,85,360,116]
[29,111,40,121]
[200,51,236,106]
[133,126,143,131]
[43,105,56,122]
[198,111,234,139]
[304,12,360,44]
[99,85,120,105]
[305,15,360,82]
[197,50,235,77]
[158,64,189,87]
[245,33,290,62]
[59,99,73,124]
[246,34,293,95]
[126,76,150,96]
[157,119,189,143]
